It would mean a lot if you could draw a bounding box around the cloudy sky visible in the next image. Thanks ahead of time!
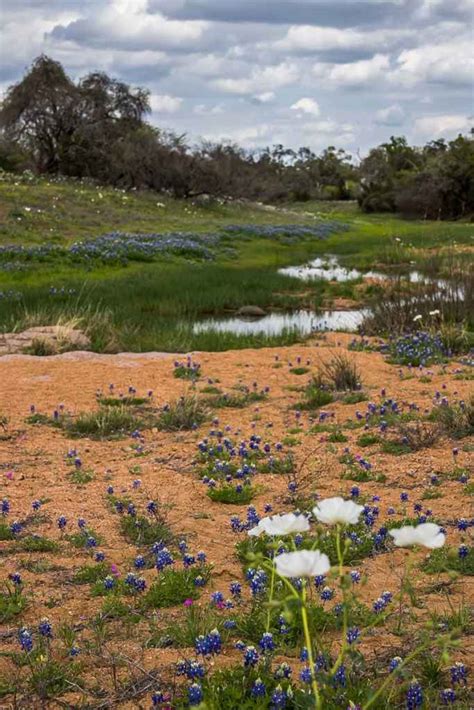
[1,0,473,155]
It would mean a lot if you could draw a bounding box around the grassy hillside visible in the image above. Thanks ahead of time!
[0,172,472,352]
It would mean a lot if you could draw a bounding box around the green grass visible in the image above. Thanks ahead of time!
[0,583,27,622]
[119,514,172,547]
[64,406,142,439]
[72,562,110,584]
[141,566,211,609]
[423,547,474,575]
[157,396,208,431]
[13,535,60,553]
[207,390,267,409]
[1,174,472,352]
[207,484,257,505]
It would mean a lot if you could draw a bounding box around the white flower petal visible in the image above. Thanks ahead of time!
[313,497,364,525]
[275,550,331,578]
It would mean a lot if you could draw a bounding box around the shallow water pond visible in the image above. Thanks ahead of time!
[193,309,368,336]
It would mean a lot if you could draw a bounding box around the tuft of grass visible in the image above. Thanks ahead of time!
[157,396,208,431]
[119,514,172,547]
[326,429,348,443]
[208,390,267,409]
[142,566,211,609]
[207,484,257,505]
[289,366,310,375]
[295,377,333,411]
[72,562,110,585]
[0,582,27,622]
[342,391,368,404]
[357,433,381,447]
[429,397,474,439]
[64,406,142,439]
[319,353,361,391]
[423,547,474,576]
[98,396,149,407]
[14,535,60,553]
[68,468,94,484]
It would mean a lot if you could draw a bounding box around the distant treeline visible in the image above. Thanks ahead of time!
[1,55,473,219]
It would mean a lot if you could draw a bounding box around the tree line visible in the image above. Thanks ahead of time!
[1,56,473,219]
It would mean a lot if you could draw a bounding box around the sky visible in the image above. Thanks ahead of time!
[1,0,473,156]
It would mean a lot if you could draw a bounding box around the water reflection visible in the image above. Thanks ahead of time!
[193,309,368,336]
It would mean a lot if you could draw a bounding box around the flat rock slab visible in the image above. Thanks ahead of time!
[0,326,91,356]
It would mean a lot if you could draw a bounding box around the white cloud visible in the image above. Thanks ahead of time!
[194,103,224,115]
[277,25,413,53]
[49,4,208,51]
[291,97,320,116]
[214,62,299,94]
[391,40,474,86]
[150,94,183,113]
[375,103,405,126]
[253,91,275,103]
[313,54,390,87]
[413,114,471,138]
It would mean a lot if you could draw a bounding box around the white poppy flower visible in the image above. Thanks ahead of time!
[275,550,330,578]
[313,497,364,525]
[248,513,310,537]
[389,522,445,549]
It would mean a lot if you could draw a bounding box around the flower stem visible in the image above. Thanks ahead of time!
[330,524,348,676]
[301,584,322,710]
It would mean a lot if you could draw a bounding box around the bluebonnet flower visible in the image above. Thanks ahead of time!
[350,570,361,584]
[196,551,206,563]
[270,686,287,708]
[104,575,116,591]
[274,662,292,679]
[406,680,423,709]
[195,629,222,656]
[94,551,105,562]
[151,691,164,705]
[400,492,409,502]
[155,548,174,571]
[57,515,67,530]
[230,581,241,598]
[9,572,22,585]
[244,645,259,667]
[333,664,347,687]
[18,627,33,652]
[458,545,469,559]
[32,500,41,511]
[300,666,312,683]
[188,683,203,706]
[1,498,10,515]
[38,618,53,638]
[347,627,360,644]
[259,632,275,652]
[251,678,266,697]
[10,521,21,535]
[389,656,402,672]
[440,689,456,704]
[320,586,334,601]
[300,647,309,662]
[450,662,467,685]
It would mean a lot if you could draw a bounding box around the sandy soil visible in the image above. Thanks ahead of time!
[0,333,472,707]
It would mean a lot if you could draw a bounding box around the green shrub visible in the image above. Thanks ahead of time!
[429,397,474,439]
[320,353,361,391]
[157,396,208,431]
